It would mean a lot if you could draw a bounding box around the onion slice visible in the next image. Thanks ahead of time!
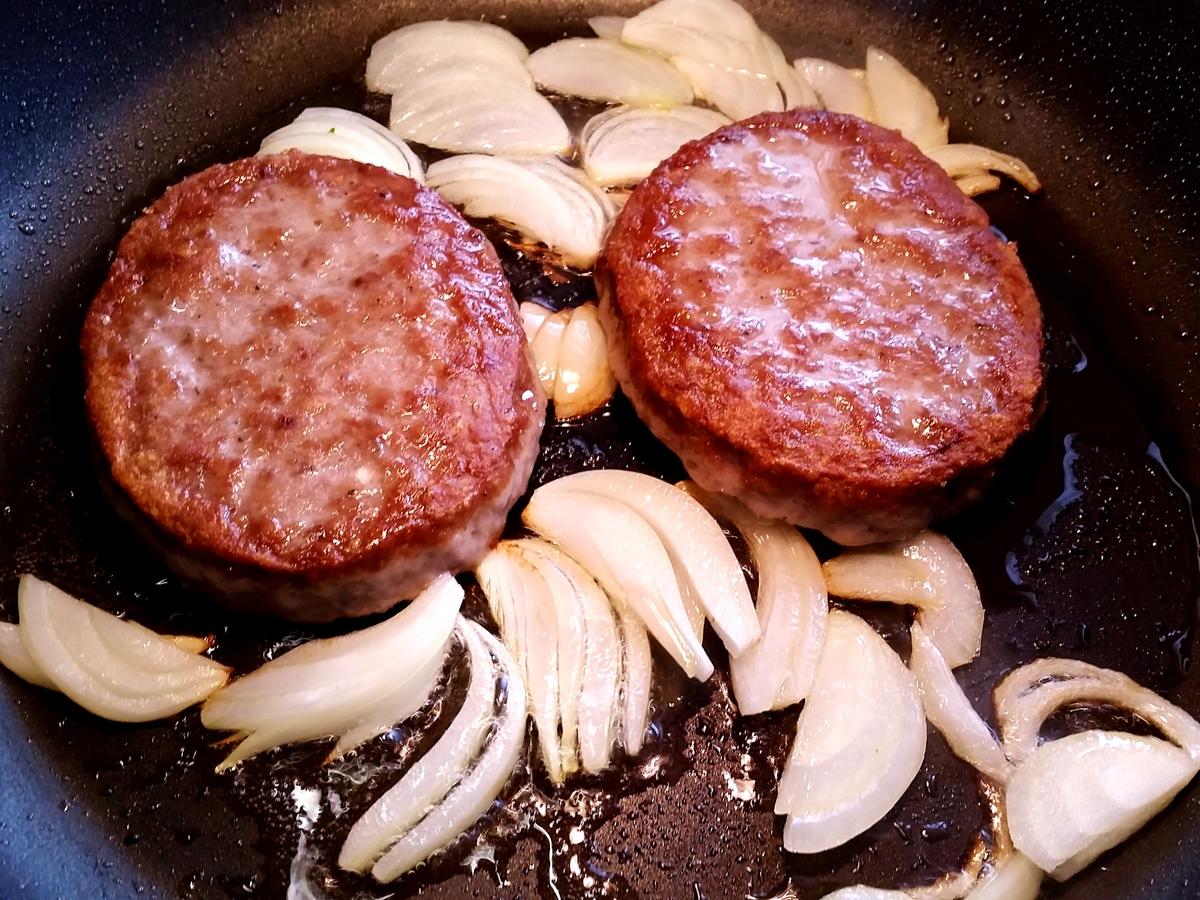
[581,105,730,188]
[366,21,531,94]
[529,308,569,396]
[776,610,926,853]
[523,486,713,681]
[425,156,612,268]
[822,531,984,669]
[588,15,627,41]
[795,58,875,120]
[669,56,783,120]
[956,173,1002,197]
[369,623,526,882]
[554,303,617,418]
[621,0,767,71]
[15,575,229,723]
[201,574,461,770]
[925,143,1041,194]
[820,889,908,900]
[528,38,693,106]
[760,35,819,109]
[616,606,653,755]
[993,657,1200,765]
[0,621,57,689]
[864,47,948,151]
[682,484,826,713]
[519,301,553,342]
[965,852,1043,900]
[909,623,1011,783]
[517,539,622,772]
[1005,730,1198,880]
[338,620,503,873]
[258,108,424,181]
[540,471,758,656]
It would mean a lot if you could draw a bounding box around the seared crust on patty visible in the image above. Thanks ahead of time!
[83,151,544,618]
[599,110,1043,544]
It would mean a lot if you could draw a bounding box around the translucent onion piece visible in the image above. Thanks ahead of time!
[821,889,908,900]
[523,486,714,680]
[370,624,526,882]
[389,79,570,156]
[795,58,875,120]
[529,308,570,396]
[554,303,617,418]
[760,35,819,109]
[956,173,1002,197]
[477,545,563,782]
[670,55,783,120]
[822,531,984,669]
[776,610,926,853]
[681,483,826,714]
[993,657,1200,765]
[528,38,693,107]
[366,20,531,94]
[534,545,587,775]
[581,105,730,188]
[202,574,461,770]
[425,156,611,267]
[542,471,758,655]
[338,620,497,873]
[168,635,214,654]
[519,301,553,342]
[0,621,56,688]
[588,15,627,41]
[258,108,424,181]
[1005,730,1198,880]
[517,539,622,773]
[616,605,653,755]
[864,47,949,151]
[909,623,1012,783]
[965,852,1043,900]
[622,0,767,71]
[925,143,1041,193]
[16,575,230,723]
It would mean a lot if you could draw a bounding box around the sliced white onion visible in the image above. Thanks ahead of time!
[670,55,783,120]
[338,620,500,873]
[965,852,1043,900]
[993,657,1200,765]
[366,21,532,95]
[795,58,875,120]
[581,105,730,188]
[425,156,611,268]
[616,605,653,755]
[528,38,693,107]
[776,610,926,853]
[588,15,627,41]
[168,634,214,654]
[369,623,525,882]
[529,307,569,396]
[477,545,564,783]
[1005,730,1198,880]
[820,889,908,900]
[389,77,570,156]
[865,47,948,151]
[516,539,622,772]
[258,108,424,181]
[622,0,767,71]
[201,574,461,770]
[524,487,712,681]
[15,575,229,723]
[760,34,819,109]
[681,484,826,714]
[909,623,1011,783]
[519,301,553,342]
[554,303,617,418]
[925,143,1041,194]
[956,173,1002,197]
[541,472,758,655]
[822,531,984,669]
[0,621,57,689]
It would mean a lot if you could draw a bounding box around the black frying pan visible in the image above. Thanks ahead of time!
[2,1,1200,897]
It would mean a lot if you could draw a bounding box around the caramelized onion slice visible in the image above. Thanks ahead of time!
[909,623,1011,783]
[16,575,229,723]
[865,46,948,151]
[776,610,926,853]
[1006,730,1197,880]
[523,486,713,680]
[581,105,730,188]
[528,38,693,106]
[956,173,1002,197]
[542,472,758,656]
[823,531,984,669]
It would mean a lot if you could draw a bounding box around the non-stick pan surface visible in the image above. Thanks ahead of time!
[2,1,1200,898]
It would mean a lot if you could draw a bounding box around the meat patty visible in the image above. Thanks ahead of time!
[83,151,545,620]
[599,110,1043,545]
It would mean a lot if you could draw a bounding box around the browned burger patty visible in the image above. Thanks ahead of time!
[83,151,544,620]
[599,110,1043,545]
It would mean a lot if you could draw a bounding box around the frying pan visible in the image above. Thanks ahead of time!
[2,0,1199,897]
